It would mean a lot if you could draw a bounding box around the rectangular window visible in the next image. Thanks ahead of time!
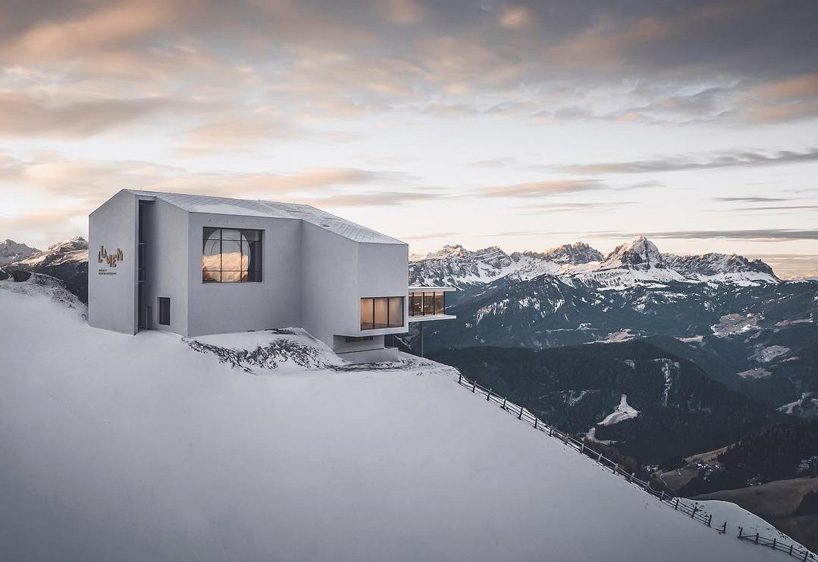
[202,228,263,283]
[409,293,419,316]
[374,297,389,328]
[158,297,170,325]
[388,297,403,327]
[434,291,445,315]
[360,296,404,330]
[360,298,374,330]
[422,292,435,316]
[408,291,446,317]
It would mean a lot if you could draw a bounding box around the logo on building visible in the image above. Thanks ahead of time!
[98,246,124,268]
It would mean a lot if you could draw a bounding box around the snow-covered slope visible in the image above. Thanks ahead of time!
[598,394,640,426]
[409,236,779,288]
[778,393,818,417]
[0,278,784,562]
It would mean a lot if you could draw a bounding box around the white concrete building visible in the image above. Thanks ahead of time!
[88,189,453,362]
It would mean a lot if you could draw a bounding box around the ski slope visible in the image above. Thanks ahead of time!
[0,278,782,562]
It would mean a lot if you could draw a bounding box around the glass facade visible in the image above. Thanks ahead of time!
[408,291,446,317]
[202,228,262,283]
[360,296,404,330]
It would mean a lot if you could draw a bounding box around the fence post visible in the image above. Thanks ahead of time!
[580,442,585,454]
[629,472,634,483]
[738,526,743,538]
[755,533,759,545]
[548,427,553,436]
[458,373,462,384]
[802,548,808,561]
[486,390,491,401]
[518,406,524,420]
[771,538,776,549]
[788,545,793,556]
[691,506,697,519]
[674,498,679,510]
[472,382,476,393]
[502,398,507,410]
[660,491,665,502]
[597,451,603,464]
[707,514,712,527]
[614,464,619,474]
[720,522,727,534]
[534,418,538,429]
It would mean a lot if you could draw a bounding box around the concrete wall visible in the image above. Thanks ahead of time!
[357,241,409,329]
[300,221,358,347]
[141,199,189,334]
[300,222,409,352]
[88,190,139,334]
[186,212,302,337]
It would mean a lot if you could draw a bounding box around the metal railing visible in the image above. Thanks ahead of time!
[454,372,816,561]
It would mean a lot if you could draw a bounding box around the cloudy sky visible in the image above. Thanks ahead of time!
[1,0,817,277]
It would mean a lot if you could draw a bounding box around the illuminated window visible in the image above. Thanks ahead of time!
[202,228,262,283]
[360,297,404,330]
[408,291,446,316]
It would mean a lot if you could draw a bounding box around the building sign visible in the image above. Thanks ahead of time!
[97,246,123,275]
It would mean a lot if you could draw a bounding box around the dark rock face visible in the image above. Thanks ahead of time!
[10,270,32,282]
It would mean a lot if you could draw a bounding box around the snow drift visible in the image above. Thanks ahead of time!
[0,277,784,561]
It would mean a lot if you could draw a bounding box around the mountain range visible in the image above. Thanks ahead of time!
[0,237,89,302]
[408,236,817,418]
[410,236,779,289]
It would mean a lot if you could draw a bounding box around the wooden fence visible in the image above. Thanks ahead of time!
[454,372,816,561]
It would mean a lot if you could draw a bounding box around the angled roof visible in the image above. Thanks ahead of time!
[124,189,405,245]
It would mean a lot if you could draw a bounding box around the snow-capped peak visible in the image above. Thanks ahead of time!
[600,236,665,270]
[16,236,88,268]
[0,238,39,266]
[516,242,604,266]
[45,236,88,253]
[424,244,470,260]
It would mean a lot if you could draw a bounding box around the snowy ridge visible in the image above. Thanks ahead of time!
[187,328,347,373]
[409,236,779,289]
[0,273,86,315]
[14,236,88,268]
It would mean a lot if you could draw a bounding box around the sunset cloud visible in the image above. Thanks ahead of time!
[481,179,603,198]
[0,0,816,275]
[561,148,818,174]
[0,92,181,137]
[1,1,176,63]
